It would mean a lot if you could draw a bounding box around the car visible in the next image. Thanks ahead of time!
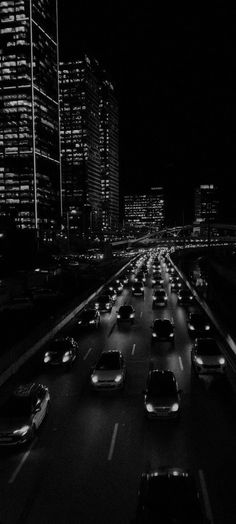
[44,337,78,367]
[0,383,50,445]
[171,277,182,292]
[132,282,144,296]
[90,350,126,390]
[121,275,129,285]
[95,294,113,312]
[192,338,226,375]
[151,318,174,340]
[134,468,208,523]
[152,289,167,308]
[188,313,211,336]
[77,308,100,328]
[134,272,145,283]
[177,288,194,306]
[117,304,135,324]
[151,273,164,286]
[104,286,117,302]
[144,370,181,419]
[112,281,124,294]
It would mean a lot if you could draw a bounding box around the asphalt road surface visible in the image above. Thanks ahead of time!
[0,253,236,524]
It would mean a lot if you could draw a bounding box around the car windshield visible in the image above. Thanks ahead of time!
[190,315,205,325]
[96,353,120,370]
[120,306,132,314]
[0,396,32,418]
[196,339,221,355]
[148,373,176,395]
[50,340,72,353]
[143,476,203,522]
[80,310,95,321]
[99,295,110,302]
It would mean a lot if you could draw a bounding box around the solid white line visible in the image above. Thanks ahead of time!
[108,423,119,461]
[132,343,136,355]
[178,356,184,371]
[198,469,214,523]
[83,347,93,361]
[140,311,143,318]
[9,438,37,484]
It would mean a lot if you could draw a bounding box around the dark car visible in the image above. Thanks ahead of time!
[170,277,182,292]
[0,383,50,445]
[144,370,181,419]
[78,308,100,328]
[95,294,113,312]
[192,338,226,375]
[152,319,174,340]
[152,289,167,308]
[117,305,135,324]
[134,272,145,284]
[178,288,194,306]
[134,468,208,523]
[132,282,144,296]
[44,337,78,367]
[188,313,211,336]
[90,350,126,390]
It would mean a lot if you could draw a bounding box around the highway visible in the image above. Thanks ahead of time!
[0,252,236,523]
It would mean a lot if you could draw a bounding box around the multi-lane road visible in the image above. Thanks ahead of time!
[0,252,236,523]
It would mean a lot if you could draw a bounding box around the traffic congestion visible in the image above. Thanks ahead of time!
[0,248,235,523]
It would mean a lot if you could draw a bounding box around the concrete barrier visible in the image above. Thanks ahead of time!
[0,255,138,387]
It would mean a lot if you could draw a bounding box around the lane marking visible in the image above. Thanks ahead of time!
[108,323,116,337]
[9,438,37,484]
[83,347,93,360]
[178,356,184,371]
[132,343,136,356]
[108,423,119,461]
[198,469,214,524]
[140,311,143,318]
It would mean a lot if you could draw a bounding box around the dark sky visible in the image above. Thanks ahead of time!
[59,3,236,224]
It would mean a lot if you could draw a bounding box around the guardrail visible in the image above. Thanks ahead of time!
[168,255,236,373]
[0,255,138,387]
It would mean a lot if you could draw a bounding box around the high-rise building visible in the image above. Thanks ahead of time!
[99,78,119,231]
[124,187,164,231]
[194,184,218,223]
[60,56,119,237]
[0,0,61,233]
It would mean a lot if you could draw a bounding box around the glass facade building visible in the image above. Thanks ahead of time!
[0,0,61,232]
[99,78,119,231]
[124,187,165,232]
[194,184,218,223]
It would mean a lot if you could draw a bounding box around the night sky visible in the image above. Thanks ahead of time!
[59,3,236,224]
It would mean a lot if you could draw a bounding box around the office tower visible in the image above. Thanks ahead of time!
[124,187,164,231]
[0,0,61,233]
[60,56,101,235]
[194,184,218,223]
[99,78,119,232]
[60,56,119,237]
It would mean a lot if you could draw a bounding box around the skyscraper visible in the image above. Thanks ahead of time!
[60,56,119,237]
[60,56,101,235]
[194,184,218,223]
[124,187,164,231]
[99,78,119,232]
[0,0,61,233]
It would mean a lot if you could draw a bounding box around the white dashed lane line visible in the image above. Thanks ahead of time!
[108,423,119,461]
[198,469,214,523]
[9,438,37,484]
[83,347,93,360]
[178,356,184,371]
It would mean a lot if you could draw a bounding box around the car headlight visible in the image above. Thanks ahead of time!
[170,403,179,412]
[169,332,174,338]
[44,352,51,363]
[106,303,110,308]
[115,374,122,383]
[89,320,95,324]
[130,313,134,318]
[132,287,135,291]
[189,325,194,330]
[78,320,82,324]
[195,356,203,365]
[14,425,30,436]
[219,357,225,365]
[205,325,210,330]
[141,287,144,291]
[146,403,154,412]
[117,314,121,318]
[91,375,98,383]
[152,332,157,337]
[62,351,71,363]
[95,303,99,309]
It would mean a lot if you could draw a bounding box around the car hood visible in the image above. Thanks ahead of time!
[146,395,177,408]
[94,370,122,380]
[198,355,222,365]
[0,416,31,432]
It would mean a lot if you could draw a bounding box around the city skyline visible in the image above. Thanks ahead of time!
[59,3,236,224]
